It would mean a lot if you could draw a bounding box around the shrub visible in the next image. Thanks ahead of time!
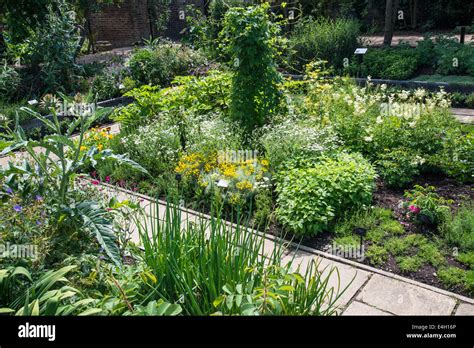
[260,120,341,170]
[375,148,421,188]
[127,41,205,87]
[402,185,452,227]
[27,1,81,93]
[440,204,474,252]
[432,37,474,76]
[435,127,474,183]
[222,5,282,134]
[275,152,376,236]
[456,252,474,268]
[287,17,360,73]
[0,61,20,101]
[120,118,182,177]
[360,45,419,80]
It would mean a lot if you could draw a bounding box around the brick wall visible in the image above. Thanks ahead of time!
[88,0,207,48]
[88,0,152,48]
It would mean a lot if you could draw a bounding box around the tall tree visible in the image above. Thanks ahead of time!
[383,0,399,46]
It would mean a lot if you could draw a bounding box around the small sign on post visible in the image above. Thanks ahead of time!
[354,48,367,77]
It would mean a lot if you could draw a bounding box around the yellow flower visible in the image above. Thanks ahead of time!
[97,144,103,151]
[236,180,253,191]
[260,159,269,167]
[80,146,87,151]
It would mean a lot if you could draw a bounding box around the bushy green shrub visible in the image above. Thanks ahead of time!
[260,120,342,170]
[402,185,452,227]
[275,152,376,236]
[440,204,474,252]
[375,148,421,188]
[0,61,20,101]
[434,128,474,183]
[432,38,474,76]
[27,1,81,93]
[222,5,282,134]
[360,45,419,80]
[127,41,205,87]
[287,17,360,73]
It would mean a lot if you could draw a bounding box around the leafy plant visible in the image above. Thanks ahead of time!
[275,152,376,236]
[440,204,474,252]
[365,245,388,267]
[0,60,21,101]
[135,202,348,315]
[287,17,360,73]
[402,185,452,228]
[1,105,147,266]
[127,40,204,87]
[222,5,282,134]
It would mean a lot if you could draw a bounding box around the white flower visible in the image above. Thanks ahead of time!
[28,100,38,105]
[363,136,373,142]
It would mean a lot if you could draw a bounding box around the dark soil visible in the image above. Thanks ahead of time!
[272,174,474,299]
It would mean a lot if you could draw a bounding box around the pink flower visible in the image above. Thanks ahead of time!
[409,205,420,214]
[105,176,111,183]
[91,180,100,185]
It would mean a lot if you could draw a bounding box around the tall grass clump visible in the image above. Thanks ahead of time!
[287,17,360,73]
[135,203,349,315]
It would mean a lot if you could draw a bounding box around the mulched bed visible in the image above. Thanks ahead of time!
[276,174,474,299]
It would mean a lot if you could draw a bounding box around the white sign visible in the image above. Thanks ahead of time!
[354,48,368,55]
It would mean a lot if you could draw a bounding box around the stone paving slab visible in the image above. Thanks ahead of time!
[342,301,393,316]
[454,303,474,316]
[356,274,457,315]
[282,250,371,310]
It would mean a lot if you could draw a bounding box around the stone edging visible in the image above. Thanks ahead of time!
[99,181,474,306]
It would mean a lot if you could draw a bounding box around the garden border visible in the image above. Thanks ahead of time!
[0,95,134,134]
[284,74,474,94]
[100,181,474,306]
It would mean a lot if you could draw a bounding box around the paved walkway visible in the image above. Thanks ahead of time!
[97,183,474,316]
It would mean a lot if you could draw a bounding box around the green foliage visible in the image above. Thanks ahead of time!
[136,203,346,315]
[260,120,341,170]
[402,185,452,227]
[127,41,204,87]
[435,127,474,183]
[359,45,419,80]
[396,255,424,273]
[375,148,421,188]
[1,105,147,266]
[184,0,249,60]
[112,71,231,129]
[27,1,81,93]
[365,245,388,267]
[438,267,474,295]
[440,204,474,252]
[287,17,360,73]
[456,252,474,268]
[431,37,474,76]
[0,61,21,101]
[253,189,273,227]
[222,5,282,134]
[275,152,376,236]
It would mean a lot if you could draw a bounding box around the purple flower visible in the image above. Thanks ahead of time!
[36,220,42,226]
[6,187,13,195]
[13,205,22,213]
[35,195,43,202]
